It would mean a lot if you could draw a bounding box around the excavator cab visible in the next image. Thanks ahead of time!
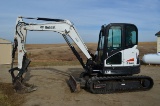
[95,23,140,75]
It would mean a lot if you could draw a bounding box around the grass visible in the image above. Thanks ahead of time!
[0,82,25,106]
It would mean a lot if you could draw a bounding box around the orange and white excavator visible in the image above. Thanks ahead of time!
[9,16,153,94]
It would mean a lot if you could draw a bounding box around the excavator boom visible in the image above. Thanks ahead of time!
[15,16,91,69]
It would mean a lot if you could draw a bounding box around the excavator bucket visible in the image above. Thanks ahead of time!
[68,75,81,92]
[9,57,37,94]
[13,77,37,94]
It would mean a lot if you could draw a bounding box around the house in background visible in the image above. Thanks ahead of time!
[0,38,12,64]
[155,31,160,53]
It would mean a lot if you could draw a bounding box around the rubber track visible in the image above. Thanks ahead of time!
[87,75,154,94]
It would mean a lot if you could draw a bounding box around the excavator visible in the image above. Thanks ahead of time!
[9,16,153,94]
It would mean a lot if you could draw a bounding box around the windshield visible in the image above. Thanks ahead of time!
[98,31,105,50]
[96,30,105,63]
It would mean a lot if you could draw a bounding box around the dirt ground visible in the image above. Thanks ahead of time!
[0,64,160,106]
[0,42,159,106]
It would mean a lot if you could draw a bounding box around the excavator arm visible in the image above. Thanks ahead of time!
[9,16,93,93]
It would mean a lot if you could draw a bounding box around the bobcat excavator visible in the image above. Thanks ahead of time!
[9,16,153,94]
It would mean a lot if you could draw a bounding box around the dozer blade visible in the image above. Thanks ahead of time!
[13,77,37,94]
[68,75,81,92]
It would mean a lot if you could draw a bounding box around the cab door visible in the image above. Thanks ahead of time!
[104,26,124,67]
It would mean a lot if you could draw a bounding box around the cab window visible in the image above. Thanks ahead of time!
[125,25,137,47]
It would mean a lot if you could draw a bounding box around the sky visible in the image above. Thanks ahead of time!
[0,0,160,44]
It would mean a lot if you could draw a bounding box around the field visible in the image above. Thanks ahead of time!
[23,42,157,66]
[0,42,160,106]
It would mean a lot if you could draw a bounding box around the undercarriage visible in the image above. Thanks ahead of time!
[69,74,154,94]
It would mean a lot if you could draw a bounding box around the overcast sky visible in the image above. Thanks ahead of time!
[0,0,160,44]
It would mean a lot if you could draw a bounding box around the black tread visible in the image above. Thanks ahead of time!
[87,75,154,94]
